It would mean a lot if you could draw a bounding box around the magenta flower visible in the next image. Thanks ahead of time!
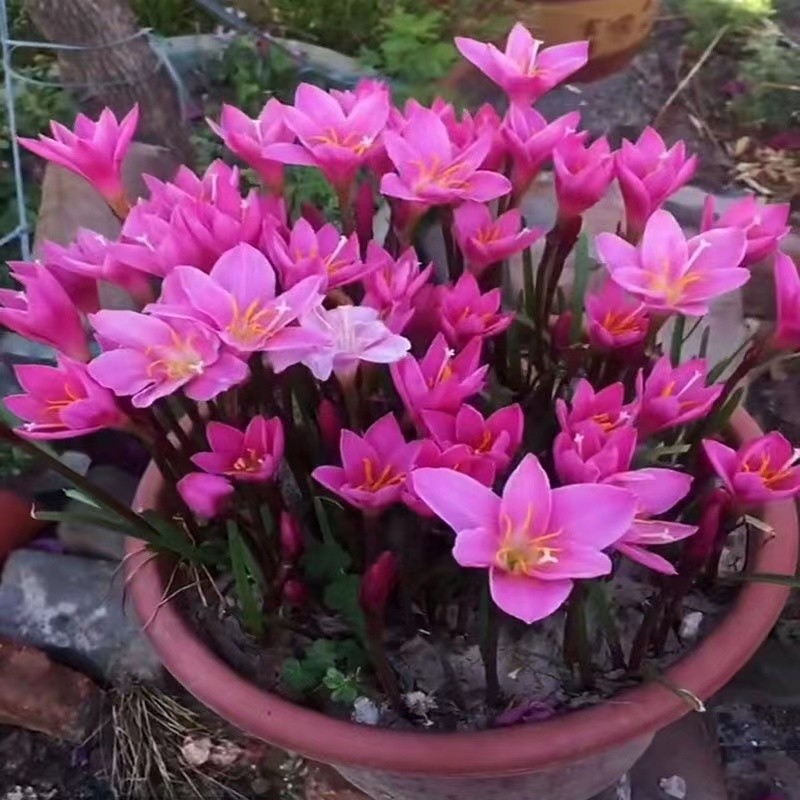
[595,209,749,316]
[554,424,637,485]
[553,134,614,219]
[501,105,579,198]
[391,334,488,426]
[701,195,790,267]
[404,439,496,516]
[455,23,588,104]
[585,280,649,352]
[276,305,410,383]
[330,79,392,115]
[412,454,636,623]
[604,468,697,574]
[615,128,697,239]
[19,105,138,212]
[703,432,800,507]
[636,356,722,438]
[177,473,234,519]
[421,403,524,474]
[192,416,284,483]
[555,379,636,437]
[265,218,370,290]
[149,243,324,359]
[438,272,513,349]
[362,244,433,333]
[0,262,89,361]
[5,356,126,440]
[359,551,398,616]
[88,312,248,408]
[208,99,293,193]
[313,413,421,512]
[773,251,800,350]
[381,106,511,206]
[453,202,542,277]
[266,83,389,191]
[434,100,506,172]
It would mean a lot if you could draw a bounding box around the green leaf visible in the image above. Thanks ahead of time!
[63,488,101,509]
[227,524,265,636]
[334,639,368,671]
[322,667,359,705]
[569,234,592,343]
[305,639,341,674]
[705,387,745,437]
[698,326,711,360]
[324,575,367,643]
[670,315,686,366]
[522,243,536,320]
[303,495,352,581]
[282,658,320,694]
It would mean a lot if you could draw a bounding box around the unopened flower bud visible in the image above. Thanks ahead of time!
[282,579,309,607]
[359,551,398,616]
[317,398,343,454]
[177,473,233,519]
[280,511,304,561]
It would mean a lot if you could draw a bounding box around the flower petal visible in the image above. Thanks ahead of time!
[489,569,572,623]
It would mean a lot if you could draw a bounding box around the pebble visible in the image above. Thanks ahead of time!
[658,775,687,799]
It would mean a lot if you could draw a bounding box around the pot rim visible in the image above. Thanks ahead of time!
[125,408,797,776]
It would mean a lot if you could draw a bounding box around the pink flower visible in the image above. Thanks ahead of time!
[555,379,636,437]
[265,218,371,290]
[192,416,284,483]
[501,105,579,198]
[421,403,524,473]
[428,99,506,172]
[773,251,800,350]
[437,272,512,348]
[330,79,392,114]
[636,356,721,438]
[149,243,324,359]
[615,128,697,239]
[208,99,293,193]
[177,473,234,519]
[604,468,697,574]
[411,454,636,623]
[313,413,421,512]
[267,83,389,191]
[404,439,496,516]
[362,245,433,333]
[455,23,588,104]
[453,201,542,277]
[701,195,790,267]
[5,356,126,440]
[391,334,488,426]
[360,551,398,615]
[381,106,511,206]
[277,305,410,383]
[553,134,614,219]
[585,281,649,352]
[0,262,89,360]
[280,511,305,561]
[703,432,800,506]
[595,209,749,316]
[554,424,637,484]
[88,312,248,407]
[19,105,138,210]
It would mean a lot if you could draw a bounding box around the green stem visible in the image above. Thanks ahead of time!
[586,581,625,671]
[479,579,501,707]
[563,583,594,689]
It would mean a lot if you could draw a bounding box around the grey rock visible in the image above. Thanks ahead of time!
[57,466,138,560]
[0,550,161,682]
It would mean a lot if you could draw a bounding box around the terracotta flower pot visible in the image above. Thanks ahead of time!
[125,409,797,800]
[0,488,43,565]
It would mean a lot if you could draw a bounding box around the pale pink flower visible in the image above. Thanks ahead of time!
[391,334,488,426]
[412,454,636,623]
[421,403,524,473]
[455,23,589,104]
[5,356,126,440]
[381,106,511,206]
[615,128,697,239]
[636,356,721,438]
[313,413,421,512]
[453,202,542,277]
[703,432,800,507]
[19,105,138,210]
[438,272,513,349]
[192,416,284,483]
[701,195,790,267]
[553,134,614,218]
[585,280,649,352]
[207,99,293,193]
[0,262,89,361]
[177,473,234,519]
[148,243,325,359]
[773,251,800,350]
[595,209,749,316]
[87,312,248,408]
[266,82,389,191]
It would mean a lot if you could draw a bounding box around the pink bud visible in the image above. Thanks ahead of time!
[282,579,309,607]
[317,398,343,453]
[359,551,398,616]
[300,202,326,231]
[177,473,234,519]
[280,511,305,561]
[550,311,573,352]
[684,488,729,566]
